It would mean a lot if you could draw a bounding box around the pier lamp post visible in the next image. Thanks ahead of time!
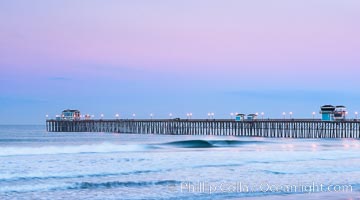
[169,113,173,119]
[100,114,104,120]
[230,113,234,119]
[132,113,136,120]
[345,111,349,119]
[211,112,215,119]
[115,114,119,120]
[261,112,265,120]
[312,112,316,119]
[282,112,286,119]
[208,113,211,119]
[355,112,358,120]
[289,112,293,119]
[150,113,153,120]
[190,113,192,119]
[186,113,190,119]
[46,114,49,120]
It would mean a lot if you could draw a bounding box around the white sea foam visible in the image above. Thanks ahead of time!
[0,142,148,156]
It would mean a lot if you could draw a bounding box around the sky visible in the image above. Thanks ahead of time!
[0,0,360,124]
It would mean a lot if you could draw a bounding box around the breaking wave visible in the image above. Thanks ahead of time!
[0,139,266,156]
[163,139,264,148]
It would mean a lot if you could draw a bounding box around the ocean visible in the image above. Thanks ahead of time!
[0,125,359,200]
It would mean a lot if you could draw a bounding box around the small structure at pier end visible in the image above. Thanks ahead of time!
[320,105,335,121]
[61,109,81,121]
[334,105,347,121]
[320,105,347,121]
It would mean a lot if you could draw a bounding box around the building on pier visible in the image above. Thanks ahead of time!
[247,114,258,120]
[235,114,245,121]
[320,105,335,121]
[320,105,347,121]
[235,113,258,121]
[334,105,347,120]
[61,109,81,121]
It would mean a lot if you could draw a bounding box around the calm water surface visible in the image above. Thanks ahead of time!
[0,125,360,200]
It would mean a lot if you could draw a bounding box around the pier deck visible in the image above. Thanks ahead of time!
[46,119,360,138]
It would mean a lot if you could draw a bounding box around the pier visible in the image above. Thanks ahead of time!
[46,119,360,138]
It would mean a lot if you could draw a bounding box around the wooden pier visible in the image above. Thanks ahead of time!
[46,119,360,138]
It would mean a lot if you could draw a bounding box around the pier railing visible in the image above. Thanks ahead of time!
[46,119,360,138]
